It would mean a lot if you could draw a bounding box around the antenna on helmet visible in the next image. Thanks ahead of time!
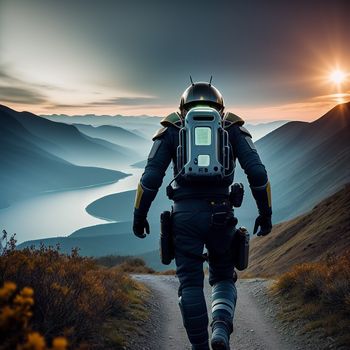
[209,75,213,86]
[190,75,194,86]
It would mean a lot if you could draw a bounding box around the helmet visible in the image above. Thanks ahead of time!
[179,80,224,116]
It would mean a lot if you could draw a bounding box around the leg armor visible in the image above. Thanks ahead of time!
[210,280,237,350]
[179,287,210,350]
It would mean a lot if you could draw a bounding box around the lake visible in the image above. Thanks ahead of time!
[0,167,143,244]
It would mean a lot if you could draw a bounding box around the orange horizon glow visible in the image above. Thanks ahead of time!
[4,93,349,123]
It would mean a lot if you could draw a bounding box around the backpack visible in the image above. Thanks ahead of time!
[176,106,232,182]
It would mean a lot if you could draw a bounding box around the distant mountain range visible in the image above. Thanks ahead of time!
[242,183,350,277]
[0,105,128,209]
[1,105,144,168]
[17,102,350,271]
[42,114,162,139]
[42,113,289,141]
[74,123,151,157]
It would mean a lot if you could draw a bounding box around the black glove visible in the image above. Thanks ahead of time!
[133,215,150,239]
[253,215,272,236]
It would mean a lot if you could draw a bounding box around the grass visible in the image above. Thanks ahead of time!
[0,232,150,349]
[270,251,350,348]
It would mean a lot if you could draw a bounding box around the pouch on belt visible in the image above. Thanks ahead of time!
[232,227,250,271]
[160,211,175,265]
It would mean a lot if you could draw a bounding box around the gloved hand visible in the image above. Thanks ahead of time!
[133,215,150,239]
[253,215,272,236]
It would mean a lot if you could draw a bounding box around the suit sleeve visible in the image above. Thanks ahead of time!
[133,128,173,219]
[228,125,272,217]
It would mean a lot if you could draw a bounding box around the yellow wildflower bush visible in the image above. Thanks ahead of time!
[0,282,68,350]
[0,232,142,349]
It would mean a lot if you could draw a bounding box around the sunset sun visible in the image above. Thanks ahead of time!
[329,70,347,84]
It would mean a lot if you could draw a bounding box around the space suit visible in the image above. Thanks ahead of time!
[133,81,272,350]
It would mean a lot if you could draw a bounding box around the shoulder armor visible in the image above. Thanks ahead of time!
[223,112,245,129]
[152,126,168,141]
[239,126,252,138]
[160,112,183,128]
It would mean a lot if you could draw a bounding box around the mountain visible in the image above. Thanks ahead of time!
[16,102,350,267]
[1,105,140,169]
[73,123,151,155]
[245,120,289,141]
[42,113,288,140]
[28,104,350,234]
[0,106,127,209]
[18,232,158,258]
[17,175,174,266]
[42,114,161,139]
[255,101,350,222]
[242,183,350,277]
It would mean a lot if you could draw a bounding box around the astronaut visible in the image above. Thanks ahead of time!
[133,81,272,350]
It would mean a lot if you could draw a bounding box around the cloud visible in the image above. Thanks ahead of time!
[0,64,79,106]
[88,96,158,106]
[0,86,47,104]
[0,65,49,104]
[45,95,159,109]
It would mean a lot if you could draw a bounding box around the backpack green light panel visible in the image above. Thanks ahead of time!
[177,107,231,181]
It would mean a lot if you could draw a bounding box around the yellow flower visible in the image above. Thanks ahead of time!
[0,305,15,327]
[1,305,15,318]
[21,287,34,298]
[0,281,17,299]
[52,337,68,350]
[14,294,25,305]
[26,332,46,350]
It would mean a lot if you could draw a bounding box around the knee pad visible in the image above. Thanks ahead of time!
[211,280,237,332]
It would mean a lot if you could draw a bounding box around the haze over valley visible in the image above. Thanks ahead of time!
[1,102,349,270]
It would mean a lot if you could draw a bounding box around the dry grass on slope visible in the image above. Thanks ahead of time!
[242,183,350,278]
[271,252,350,348]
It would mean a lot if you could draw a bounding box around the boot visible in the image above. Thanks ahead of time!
[210,280,236,350]
[191,339,210,350]
[210,319,231,350]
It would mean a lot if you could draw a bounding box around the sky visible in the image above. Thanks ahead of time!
[0,0,350,122]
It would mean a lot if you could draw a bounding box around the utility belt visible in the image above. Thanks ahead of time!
[172,198,230,212]
[159,187,249,270]
[168,182,244,207]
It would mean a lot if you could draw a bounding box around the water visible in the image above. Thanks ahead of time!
[0,167,143,244]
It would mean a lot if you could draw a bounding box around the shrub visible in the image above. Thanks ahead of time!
[0,232,142,349]
[116,258,155,274]
[271,250,350,346]
[94,255,132,268]
[0,281,68,350]
[95,255,155,274]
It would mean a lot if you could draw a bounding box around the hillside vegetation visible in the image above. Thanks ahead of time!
[0,234,149,349]
[271,251,350,348]
[243,183,350,277]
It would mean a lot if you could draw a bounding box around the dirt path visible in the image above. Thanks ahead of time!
[129,274,316,350]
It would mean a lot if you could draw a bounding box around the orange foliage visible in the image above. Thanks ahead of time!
[272,251,350,346]
[273,251,350,309]
[0,232,140,349]
[0,282,68,350]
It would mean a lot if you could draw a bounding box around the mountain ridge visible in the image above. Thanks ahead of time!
[242,182,350,277]
[0,105,128,208]
[0,104,140,168]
